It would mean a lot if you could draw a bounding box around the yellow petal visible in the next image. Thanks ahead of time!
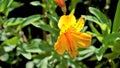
[70,32,91,48]
[58,14,76,33]
[74,17,85,32]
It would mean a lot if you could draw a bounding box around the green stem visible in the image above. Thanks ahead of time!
[112,0,120,33]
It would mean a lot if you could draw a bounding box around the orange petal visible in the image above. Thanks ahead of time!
[70,32,91,48]
[54,32,78,58]
[58,14,76,34]
[75,17,85,32]
[64,32,78,58]
[54,34,68,55]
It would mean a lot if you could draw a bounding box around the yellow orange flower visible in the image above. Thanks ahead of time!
[54,12,92,58]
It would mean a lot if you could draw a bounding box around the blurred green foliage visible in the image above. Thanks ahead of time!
[0,0,120,68]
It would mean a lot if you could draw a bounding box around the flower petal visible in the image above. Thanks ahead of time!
[70,32,91,48]
[54,34,68,55]
[54,32,78,58]
[75,17,85,32]
[58,14,76,34]
[64,32,78,58]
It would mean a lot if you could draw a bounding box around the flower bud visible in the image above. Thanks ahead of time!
[54,0,67,14]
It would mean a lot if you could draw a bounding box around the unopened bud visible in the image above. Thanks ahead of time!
[54,0,67,14]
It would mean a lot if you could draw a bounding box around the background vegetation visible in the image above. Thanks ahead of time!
[0,0,120,68]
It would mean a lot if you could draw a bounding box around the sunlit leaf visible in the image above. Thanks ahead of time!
[31,21,54,33]
[89,7,108,24]
[30,1,41,6]
[17,15,40,31]
[0,53,9,61]
[0,0,11,12]
[0,0,23,16]
[77,46,96,61]
[17,43,32,59]
[4,18,24,27]
[26,61,34,68]
[83,15,102,27]
[88,7,111,35]
[21,52,32,60]
[22,15,40,27]
[3,45,16,52]
[37,56,52,68]
[26,39,43,53]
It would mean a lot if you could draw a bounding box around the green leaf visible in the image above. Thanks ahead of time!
[4,18,24,27]
[30,1,41,6]
[4,18,16,26]
[83,15,102,27]
[10,1,23,8]
[26,39,43,53]
[89,7,108,24]
[109,39,120,54]
[8,1,23,14]
[77,46,96,61]
[26,39,52,54]
[31,21,54,33]
[37,56,52,68]
[69,0,82,10]
[57,59,67,68]
[89,23,103,42]
[103,33,120,44]
[3,44,16,52]
[0,46,5,56]
[2,36,20,45]
[38,39,52,51]
[0,0,23,16]
[17,43,32,59]
[88,7,111,35]
[112,0,120,33]
[0,0,11,12]
[26,61,34,68]
[48,15,58,29]
[4,15,40,28]
[21,52,32,60]
[0,53,9,61]
[95,44,107,61]
[0,0,14,16]
[105,52,120,60]
[17,15,40,31]
[22,15,40,27]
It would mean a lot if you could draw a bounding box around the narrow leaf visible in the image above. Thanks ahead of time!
[89,7,108,24]
[112,0,120,33]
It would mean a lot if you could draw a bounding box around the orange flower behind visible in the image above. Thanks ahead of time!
[54,13,92,58]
